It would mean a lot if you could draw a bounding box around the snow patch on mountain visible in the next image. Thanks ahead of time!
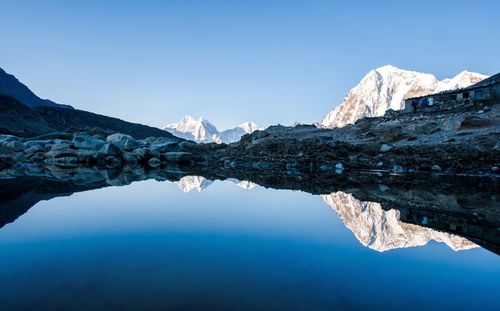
[321,65,488,128]
[321,191,478,252]
[164,115,261,144]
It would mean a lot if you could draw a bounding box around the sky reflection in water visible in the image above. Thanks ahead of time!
[0,179,498,311]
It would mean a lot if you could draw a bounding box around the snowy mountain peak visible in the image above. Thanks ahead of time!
[321,66,488,128]
[239,122,260,133]
[164,115,261,144]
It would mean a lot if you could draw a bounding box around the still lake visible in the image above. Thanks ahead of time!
[0,177,498,311]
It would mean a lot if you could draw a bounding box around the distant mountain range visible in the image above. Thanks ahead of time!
[0,67,177,139]
[321,65,488,128]
[164,115,261,144]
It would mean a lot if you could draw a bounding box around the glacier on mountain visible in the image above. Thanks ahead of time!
[321,65,488,128]
[163,115,261,144]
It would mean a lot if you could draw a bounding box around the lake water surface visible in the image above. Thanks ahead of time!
[0,177,498,311]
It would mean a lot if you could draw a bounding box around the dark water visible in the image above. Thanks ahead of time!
[0,176,498,311]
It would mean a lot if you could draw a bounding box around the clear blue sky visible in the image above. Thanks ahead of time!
[1,0,499,129]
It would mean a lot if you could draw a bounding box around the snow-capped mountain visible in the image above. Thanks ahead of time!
[321,65,488,128]
[163,115,261,144]
[322,191,478,252]
[175,176,257,192]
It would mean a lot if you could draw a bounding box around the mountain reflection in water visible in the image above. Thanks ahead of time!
[0,166,498,255]
[0,167,498,311]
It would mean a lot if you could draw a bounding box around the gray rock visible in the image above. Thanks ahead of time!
[4,141,26,152]
[0,135,18,143]
[148,157,161,167]
[99,143,122,156]
[491,166,499,173]
[335,163,344,174]
[122,152,139,166]
[73,134,106,150]
[379,144,393,153]
[393,165,404,173]
[431,165,442,172]
[122,139,140,151]
[24,145,45,154]
[105,133,139,151]
[376,161,384,167]
[106,133,133,143]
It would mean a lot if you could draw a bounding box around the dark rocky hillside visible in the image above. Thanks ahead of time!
[0,67,178,139]
[35,105,178,139]
[0,93,178,139]
[0,94,54,136]
[0,67,72,109]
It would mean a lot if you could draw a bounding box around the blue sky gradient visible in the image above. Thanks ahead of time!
[1,0,499,128]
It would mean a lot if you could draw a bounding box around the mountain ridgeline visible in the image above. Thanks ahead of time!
[321,65,488,128]
[164,115,261,144]
[0,68,178,139]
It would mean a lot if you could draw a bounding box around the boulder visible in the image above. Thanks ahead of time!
[431,164,442,172]
[106,133,139,151]
[0,135,18,144]
[148,157,161,167]
[393,165,404,173]
[133,147,160,160]
[335,162,344,174]
[122,139,140,151]
[379,144,393,153]
[4,141,26,152]
[99,143,123,156]
[24,144,45,155]
[106,133,133,143]
[73,134,106,150]
[122,152,139,166]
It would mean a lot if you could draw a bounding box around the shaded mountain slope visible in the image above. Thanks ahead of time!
[0,67,178,139]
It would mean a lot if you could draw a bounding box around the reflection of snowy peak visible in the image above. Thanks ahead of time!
[227,178,258,190]
[321,65,488,128]
[321,191,478,252]
[175,176,214,192]
[175,176,257,192]
[164,115,260,144]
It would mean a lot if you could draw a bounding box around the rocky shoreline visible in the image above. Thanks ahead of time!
[1,100,499,177]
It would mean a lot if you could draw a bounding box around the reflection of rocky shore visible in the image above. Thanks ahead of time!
[0,164,497,254]
[322,192,477,252]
